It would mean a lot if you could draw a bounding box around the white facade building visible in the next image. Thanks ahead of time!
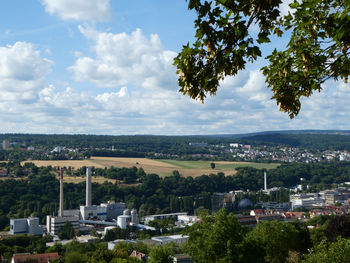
[46,215,79,235]
[10,217,43,236]
[151,235,189,245]
[144,213,187,225]
[290,193,325,210]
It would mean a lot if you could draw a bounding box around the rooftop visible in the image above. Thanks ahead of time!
[12,253,59,263]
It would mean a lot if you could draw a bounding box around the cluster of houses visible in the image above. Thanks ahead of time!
[228,144,350,163]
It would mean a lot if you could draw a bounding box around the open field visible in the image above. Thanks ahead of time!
[58,176,117,184]
[159,160,279,170]
[22,157,280,178]
[0,176,117,184]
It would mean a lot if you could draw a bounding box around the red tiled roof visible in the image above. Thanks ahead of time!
[130,250,147,260]
[252,209,264,215]
[13,252,59,263]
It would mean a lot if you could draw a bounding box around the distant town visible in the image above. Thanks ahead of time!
[2,135,350,163]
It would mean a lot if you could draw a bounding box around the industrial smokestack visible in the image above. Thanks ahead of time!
[264,171,267,191]
[86,167,92,207]
[59,168,64,217]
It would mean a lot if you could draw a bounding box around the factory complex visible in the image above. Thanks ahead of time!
[10,167,140,237]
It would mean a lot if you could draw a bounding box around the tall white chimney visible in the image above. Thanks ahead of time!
[59,168,64,217]
[86,167,92,207]
[264,171,267,191]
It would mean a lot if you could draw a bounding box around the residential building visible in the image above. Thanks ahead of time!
[0,169,8,177]
[130,251,148,262]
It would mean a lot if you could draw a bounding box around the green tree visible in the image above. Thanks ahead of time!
[64,251,89,263]
[149,243,178,263]
[0,215,9,231]
[325,215,350,242]
[246,221,311,263]
[303,237,350,263]
[104,229,117,242]
[174,0,349,118]
[58,221,75,240]
[184,209,251,263]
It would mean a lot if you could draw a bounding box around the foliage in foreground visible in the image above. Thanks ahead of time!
[175,0,349,118]
[3,212,350,262]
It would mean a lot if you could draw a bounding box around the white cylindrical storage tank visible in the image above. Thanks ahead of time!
[131,209,139,224]
[117,215,128,229]
[123,209,130,216]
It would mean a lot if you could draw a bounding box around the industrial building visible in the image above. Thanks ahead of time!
[46,168,80,235]
[151,235,189,245]
[46,166,136,236]
[10,217,43,235]
[79,167,127,221]
[290,188,350,210]
[290,193,325,210]
[144,212,187,225]
[46,215,80,235]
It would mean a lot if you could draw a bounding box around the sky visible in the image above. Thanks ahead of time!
[0,0,349,135]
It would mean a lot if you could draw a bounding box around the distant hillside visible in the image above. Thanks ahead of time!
[1,130,350,151]
[236,133,350,151]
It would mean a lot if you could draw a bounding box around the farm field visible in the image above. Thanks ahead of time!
[58,176,117,184]
[158,160,279,170]
[0,175,117,184]
[22,157,280,178]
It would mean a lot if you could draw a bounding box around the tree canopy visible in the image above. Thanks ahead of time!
[174,0,349,118]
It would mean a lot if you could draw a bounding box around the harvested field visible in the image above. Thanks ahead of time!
[59,176,117,184]
[22,157,279,178]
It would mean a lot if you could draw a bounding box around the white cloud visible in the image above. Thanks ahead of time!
[0,42,52,103]
[69,27,178,90]
[1,37,350,135]
[41,0,112,21]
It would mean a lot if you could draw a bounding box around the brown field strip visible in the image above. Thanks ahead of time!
[20,157,278,178]
[58,176,117,184]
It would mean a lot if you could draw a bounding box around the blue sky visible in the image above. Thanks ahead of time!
[0,0,348,135]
